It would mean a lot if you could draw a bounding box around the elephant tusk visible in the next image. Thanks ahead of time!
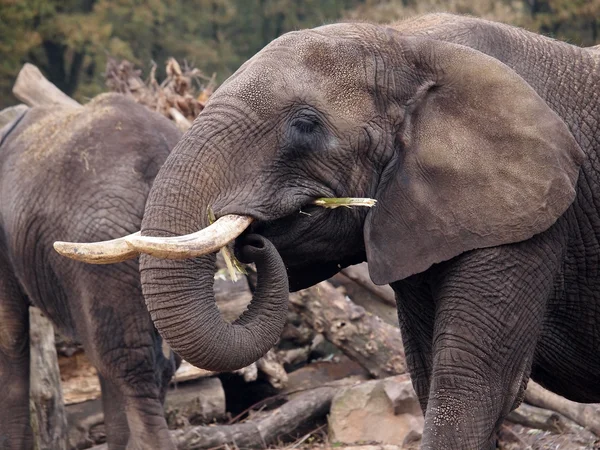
[54,232,141,264]
[125,214,254,259]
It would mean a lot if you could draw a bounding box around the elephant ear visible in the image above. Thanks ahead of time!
[365,39,584,285]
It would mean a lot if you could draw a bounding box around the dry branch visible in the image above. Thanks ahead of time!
[29,307,68,450]
[169,107,193,131]
[13,64,81,108]
[105,57,214,127]
[291,281,406,378]
[524,381,600,436]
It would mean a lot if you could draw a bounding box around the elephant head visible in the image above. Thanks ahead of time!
[56,23,583,371]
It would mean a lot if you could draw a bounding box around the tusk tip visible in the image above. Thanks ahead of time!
[53,241,75,256]
[53,233,140,264]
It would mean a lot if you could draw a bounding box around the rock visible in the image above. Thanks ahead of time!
[328,374,423,447]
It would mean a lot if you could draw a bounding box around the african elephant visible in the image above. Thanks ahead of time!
[57,14,600,450]
[0,94,181,450]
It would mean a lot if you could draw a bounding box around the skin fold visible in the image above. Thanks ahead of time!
[134,13,599,450]
[0,94,181,450]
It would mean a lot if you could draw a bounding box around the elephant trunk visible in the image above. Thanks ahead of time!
[138,152,289,372]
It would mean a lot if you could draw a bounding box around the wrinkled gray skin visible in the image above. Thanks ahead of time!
[139,14,600,450]
[0,94,181,450]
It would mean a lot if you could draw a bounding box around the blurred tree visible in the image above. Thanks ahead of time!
[0,0,598,109]
[0,0,112,105]
[346,0,600,46]
[522,0,600,45]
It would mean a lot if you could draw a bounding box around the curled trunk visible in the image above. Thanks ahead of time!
[140,234,288,371]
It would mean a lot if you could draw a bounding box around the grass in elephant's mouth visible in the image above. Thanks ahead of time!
[208,206,247,282]
[209,198,376,281]
[311,197,377,209]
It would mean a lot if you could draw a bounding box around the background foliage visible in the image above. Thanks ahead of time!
[1,0,599,108]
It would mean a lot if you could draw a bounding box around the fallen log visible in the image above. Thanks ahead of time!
[29,307,68,450]
[86,383,347,450]
[340,263,396,307]
[170,384,341,449]
[331,273,399,327]
[506,402,596,438]
[13,64,82,108]
[291,281,406,378]
[524,381,600,436]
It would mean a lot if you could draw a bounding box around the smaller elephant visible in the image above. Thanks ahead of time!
[0,94,181,450]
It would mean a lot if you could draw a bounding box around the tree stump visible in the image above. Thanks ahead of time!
[29,307,68,450]
[13,63,81,108]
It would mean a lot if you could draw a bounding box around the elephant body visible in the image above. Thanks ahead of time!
[0,94,180,450]
[59,14,600,450]
[386,16,600,448]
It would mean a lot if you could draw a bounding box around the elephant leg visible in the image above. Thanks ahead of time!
[420,235,562,450]
[0,262,32,450]
[391,277,436,413]
[77,276,176,450]
[99,374,130,450]
[96,346,175,450]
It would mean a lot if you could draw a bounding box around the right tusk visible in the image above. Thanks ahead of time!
[54,232,140,264]
[126,214,254,259]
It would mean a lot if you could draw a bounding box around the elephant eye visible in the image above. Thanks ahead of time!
[291,117,319,134]
[283,112,327,153]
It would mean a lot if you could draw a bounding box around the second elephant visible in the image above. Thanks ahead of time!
[0,94,181,450]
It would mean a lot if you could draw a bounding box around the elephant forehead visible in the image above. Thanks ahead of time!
[294,33,375,119]
[216,31,375,121]
[216,63,280,118]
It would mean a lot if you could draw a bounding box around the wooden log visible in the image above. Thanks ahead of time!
[256,349,288,389]
[13,63,82,108]
[506,403,595,437]
[86,384,343,450]
[282,355,369,395]
[86,364,366,450]
[214,275,251,323]
[340,263,397,307]
[29,307,68,450]
[171,385,339,449]
[291,281,406,378]
[331,273,399,327]
[524,381,600,436]
[169,107,192,131]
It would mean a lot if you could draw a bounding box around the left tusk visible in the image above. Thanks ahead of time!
[126,215,253,259]
[54,232,140,264]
